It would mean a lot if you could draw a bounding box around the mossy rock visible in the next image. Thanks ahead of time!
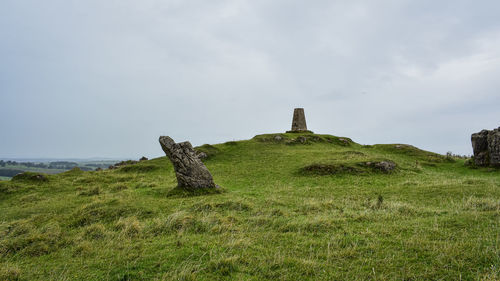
[11,172,49,183]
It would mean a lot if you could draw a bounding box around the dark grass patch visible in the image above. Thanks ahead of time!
[224,141,238,146]
[78,186,100,196]
[166,186,225,198]
[133,182,156,189]
[61,167,84,176]
[190,201,252,212]
[207,257,238,276]
[337,151,366,156]
[194,144,220,159]
[11,172,48,183]
[370,144,451,163]
[0,182,23,195]
[300,160,397,176]
[299,163,364,175]
[119,164,159,173]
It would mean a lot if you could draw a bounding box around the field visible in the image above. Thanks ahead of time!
[0,160,120,180]
[0,132,499,280]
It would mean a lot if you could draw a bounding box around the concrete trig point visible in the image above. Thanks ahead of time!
[287,108,313,133]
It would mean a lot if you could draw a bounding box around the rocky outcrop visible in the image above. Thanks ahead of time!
[363,161,397,173]
[471,127,500,167]
[159,136,216,189]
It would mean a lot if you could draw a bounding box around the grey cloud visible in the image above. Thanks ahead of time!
[1,0,499,158]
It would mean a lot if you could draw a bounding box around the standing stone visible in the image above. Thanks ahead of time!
[159,136,216,189]
[287,108,312,133]
[471,127,500,167]
[487,128,500,166]
[472,130,490,166]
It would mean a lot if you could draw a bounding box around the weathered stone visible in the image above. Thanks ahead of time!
[297,136,307,144]
[373,161,397,173]
[472,130,490,166]
[196,152,208,160]
[363,161,397,173]
[286,108,313,133]
[159,136,216,189]
[471,127,500,167]
[274,135,283,142]
[488,128,500,166]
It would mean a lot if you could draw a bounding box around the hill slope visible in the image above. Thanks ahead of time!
[1,132,499,280]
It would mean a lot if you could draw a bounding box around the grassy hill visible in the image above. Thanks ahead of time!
[0,132,499,280]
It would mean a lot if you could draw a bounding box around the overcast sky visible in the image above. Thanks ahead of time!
[1,0,499,159]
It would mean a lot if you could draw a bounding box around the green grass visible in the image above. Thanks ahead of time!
[0,132,499,280]
[0,176,11,181]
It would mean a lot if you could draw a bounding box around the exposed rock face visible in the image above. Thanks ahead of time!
[159,136,216,189]
[488,129,500,165]
[471,127,500,167]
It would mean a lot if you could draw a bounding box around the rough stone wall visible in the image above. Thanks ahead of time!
[471,127,500,167]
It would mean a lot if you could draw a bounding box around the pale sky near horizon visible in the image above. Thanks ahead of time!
[1,0,499,159]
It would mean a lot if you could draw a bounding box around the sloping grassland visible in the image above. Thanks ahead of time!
[0,133,499,280]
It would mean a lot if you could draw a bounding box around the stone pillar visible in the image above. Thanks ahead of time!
[287,108,312,133]
[159,136,216,189]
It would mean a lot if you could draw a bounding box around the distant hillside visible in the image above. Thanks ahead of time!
[0,160,122,179]
[0,132,499,280]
